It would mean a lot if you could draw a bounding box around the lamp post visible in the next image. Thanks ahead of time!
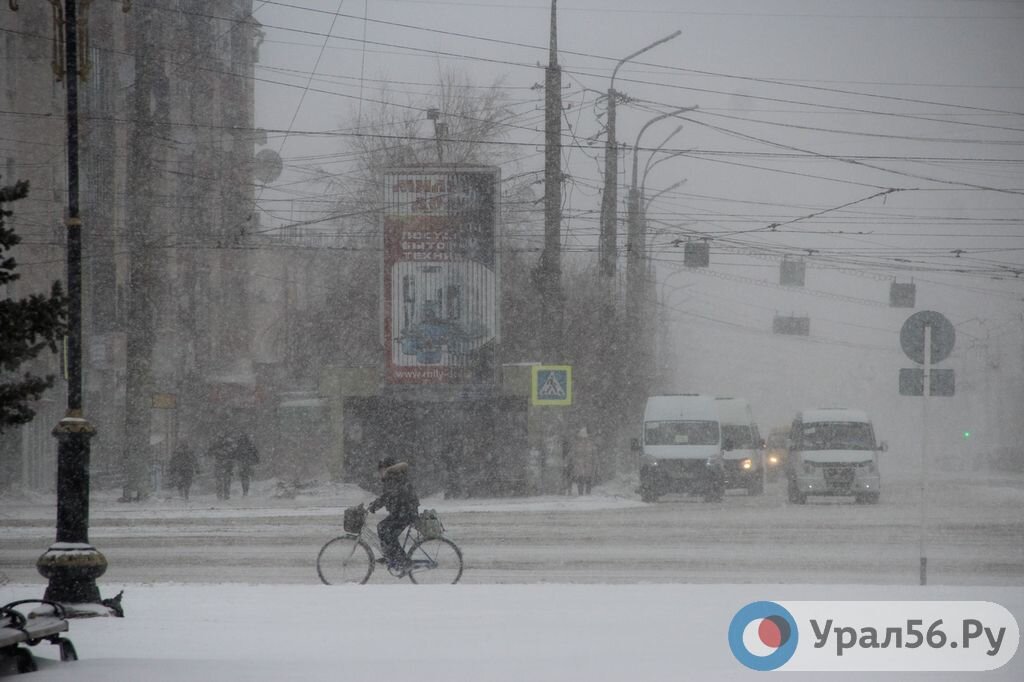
[627,109,691,283]
[654,276,696,391]
[644,180,686,216]
[595,31,679,475]
[641,125,682,188]
[598,30,680,279]
[625,108,692,405]
[27,0,122,612]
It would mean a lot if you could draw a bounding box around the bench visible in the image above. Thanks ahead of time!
[0,600,77,675]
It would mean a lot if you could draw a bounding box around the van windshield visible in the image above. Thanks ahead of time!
[645,420,719,446]
[798,422,875,450]
[721,424,753,448]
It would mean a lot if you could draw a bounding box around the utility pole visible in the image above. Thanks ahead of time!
[540,0,562,360]
[598,30,680,280]
[27,0,129,612]
[427,108,447,163]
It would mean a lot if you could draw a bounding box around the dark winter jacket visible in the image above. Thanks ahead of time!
[168,444,199,481]
[234,434,259,468]
[368,462,419,518]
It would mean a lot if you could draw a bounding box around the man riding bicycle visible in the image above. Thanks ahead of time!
[367,458,420,574]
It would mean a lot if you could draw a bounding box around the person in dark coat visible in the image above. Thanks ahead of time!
[233,433,260,497]
[561,434,574,496]
[570,426,597,495]
[208,432,235,500]
[367,457,420,572]
[168,441,199,500]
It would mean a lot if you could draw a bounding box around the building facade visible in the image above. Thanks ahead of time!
[0,1,263,493]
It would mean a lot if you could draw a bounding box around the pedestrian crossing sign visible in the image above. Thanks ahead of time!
[531,365,572,406]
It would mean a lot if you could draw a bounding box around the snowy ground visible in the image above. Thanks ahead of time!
[2,583,1022,681]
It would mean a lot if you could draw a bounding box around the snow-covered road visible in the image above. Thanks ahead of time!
[3,472,1022,586]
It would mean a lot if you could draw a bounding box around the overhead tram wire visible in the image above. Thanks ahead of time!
[656,111,1024,196]
[16,9,1015,268]
[8,20,1018,167]
[249,0,1024,119]
[694,109,1024,147]
[255,0,345,239]
[128,2,1024,135]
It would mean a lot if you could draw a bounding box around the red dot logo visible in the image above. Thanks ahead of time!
[730,603,798,670]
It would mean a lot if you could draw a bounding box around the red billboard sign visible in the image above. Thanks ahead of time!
[382,167,500,384]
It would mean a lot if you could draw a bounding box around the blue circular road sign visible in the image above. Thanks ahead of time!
[900,310,955,364]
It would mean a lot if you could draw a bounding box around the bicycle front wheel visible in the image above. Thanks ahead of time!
[406,537,463,584]
[317,535,374,585]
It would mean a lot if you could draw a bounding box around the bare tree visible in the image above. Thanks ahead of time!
[304,68,537,369]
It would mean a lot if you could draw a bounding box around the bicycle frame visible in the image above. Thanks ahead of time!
[353,519,423,571]
[319,509,462,585]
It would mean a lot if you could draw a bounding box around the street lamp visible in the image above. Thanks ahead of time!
[594,31,679,475]
[625,107,693,354]
[23,0,118,614]
[598,30,680,279]
[645,180,686,215]
[642,125,682,187]
[627,108,692,296]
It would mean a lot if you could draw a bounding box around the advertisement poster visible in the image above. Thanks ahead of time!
[382,167,500,384]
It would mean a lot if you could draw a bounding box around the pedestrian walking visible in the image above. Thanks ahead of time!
[560,434,574,496]
[168,440,199,500]
[441,443,462,500]
[208,432,235,500]
[570,426,597,495]
[234,432,260,497]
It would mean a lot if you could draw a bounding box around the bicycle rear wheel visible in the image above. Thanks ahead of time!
[317,535,374,585]
[406,537,463,584]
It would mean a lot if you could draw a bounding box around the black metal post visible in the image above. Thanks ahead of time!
[36,0,108,608]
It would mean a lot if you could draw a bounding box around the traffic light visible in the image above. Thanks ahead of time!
[963,430,971,440]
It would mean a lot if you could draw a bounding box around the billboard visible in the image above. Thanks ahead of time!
[382,167,500,384]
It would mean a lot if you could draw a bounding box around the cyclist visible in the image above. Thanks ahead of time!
[367,457,420,573]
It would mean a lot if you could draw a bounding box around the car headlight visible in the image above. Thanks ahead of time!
[768,454,779,465]
[741,459,753,470]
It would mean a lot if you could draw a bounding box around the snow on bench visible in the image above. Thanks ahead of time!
[0,600,77,675]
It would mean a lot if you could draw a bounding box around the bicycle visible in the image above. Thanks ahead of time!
[316,505,463,585]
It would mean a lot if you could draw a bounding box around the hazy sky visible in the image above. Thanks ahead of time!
[246,0,1024,461]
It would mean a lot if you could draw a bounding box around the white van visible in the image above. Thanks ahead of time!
[637,394,725,503]
[714,397,764,495]
[786,408,885,504]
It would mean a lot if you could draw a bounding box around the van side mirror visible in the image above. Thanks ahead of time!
[631,438,641,452]
[879,441,888,452]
